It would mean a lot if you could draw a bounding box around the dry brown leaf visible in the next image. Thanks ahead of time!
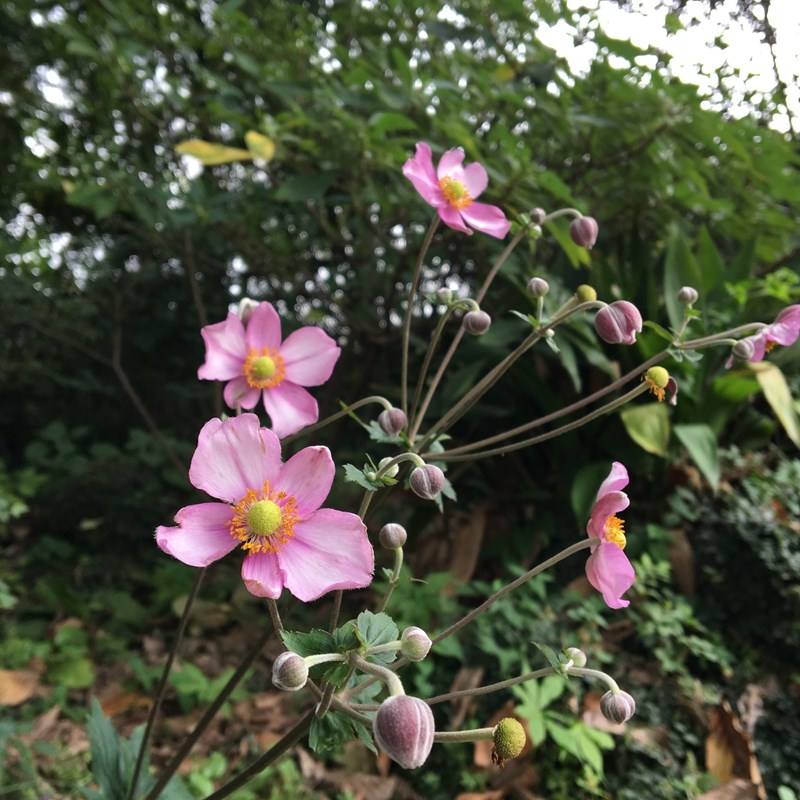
[705,702,765,799]
[668,527,696,596]
[100,691,150,717]
[447,506,487,584]
[0,668,40,706]
[456,791,505,800]
[25,705,60,741]
[447,666,485,729]
[698,779,759,800]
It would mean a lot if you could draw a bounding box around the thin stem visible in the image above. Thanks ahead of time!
[378,547,404,613]
[266,599,284,634]
[202,711,314,800]
[401,217,439,415]
[366,641,402,655]
[434,728,494,743]
[328,591,343,632]
[127,568,206,800]
[542,208,582,223]
[568,666,620,693]
[350,654,405,697]
[427,667,555,705]
[305,653,347,668]
[680,322,766,349]
[283,396,392,445]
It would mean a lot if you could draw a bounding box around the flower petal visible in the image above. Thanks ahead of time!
[280,327,341,387]
[197,313,247,381]
[277,509,374,602]
[402,142,445,207]
[223,377,260,410]
[156,503,237,567]
[189,414,282,502]
[245,302,282,352]
[437,204,473,235]
[744,332,766,362]
[241,552,284,598]
[277,446,335,518]
[462,162,488,198]
[458,202,510,239]
[587,491,630,539]
[595,462,629,500]
[262,382,319,439]
[585,542,635,609]
[437,147,465,179]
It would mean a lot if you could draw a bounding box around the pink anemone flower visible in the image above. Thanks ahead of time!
[198,301,341,439]
[740,304,800,362]
[156,414,374,602]
[402,142,510,239]
[585,462,636,609]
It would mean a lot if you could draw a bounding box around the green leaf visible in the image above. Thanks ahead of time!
[368,112,417,136]
[343,463,382,491]
[86,698,125,800]
[663,226,702,329]
[642,320,674,343]
[570,463,612,522]
[532,641,562,673]
[620,402,671,457]
[48,654,95,689]
[280,628,336,658]
[356,610,399,665]
[538,674,566,708]
[674,424,720,490]
[274,172,337,202]
[712,371,761,402]
[696,226,724,294]
[545,220,590,268]
[175,138,252,165]
[750,362,800,447]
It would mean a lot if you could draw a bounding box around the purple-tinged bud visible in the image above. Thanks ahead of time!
[600,690,636,724]
[379,522,407,550]
[575,284,597,303]
[373,695,435,769]
[732,338,756,362]
[272,652,308,692]
[595,301,643,345]
[527,277,550,297]
[378,407,407,437]
[678,286,699,306]
[530,208,546,225]
[666,377,679,407]
[492,718,526,764]
[569,216,599,249]
[564,647,587,668]
[409,465,445,500]
[436,287,453,305]
[463,310,491,336]
[400,627,432,661]
[237,297,260,324]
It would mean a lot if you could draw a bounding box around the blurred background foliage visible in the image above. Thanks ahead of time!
[1,0,799,798]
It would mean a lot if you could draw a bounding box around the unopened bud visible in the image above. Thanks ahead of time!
[570,216,599,249]
[272,652,308,692]
[400,627,432,661]
[732,338,756,362]
[530,207,546,225]
[436,287,453,304]
[373,695,435,769]
[564,647,587,668]
[237,297,260,324]
[678,286,698,306]
[528,277,550,297]
[666,376,679,406]
[378,457,400,479]
[409,465,445,500]
[600,690,636,724]
[645,366,670,389]
[378,407,407,437]
[379,522,407,549]
[463,310,491,336]
[595,301,643,345]
[576,284,597,303]
[492,718,526,763]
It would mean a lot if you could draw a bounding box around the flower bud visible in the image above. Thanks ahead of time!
[678,286,698,306]
[272,652,308,692]
[732,338,756,362]
[436,287,453,305]
[378,407,407,437]
[600,690,636,724]
[409,465,445,500]
[373,695,435,769]
[379,522,407,549]
[378,457,400,479]
[492,718,526,763]
[564,647,587,668]
[666,376,679,407]
[527,277,550,297]
[530,207,546,225]
[594,301,643,345]
[237,297,260,324]
[400,626,432,661]
[463,310,491,336]
[575,284,597,303]
[645,366,669,389]
[570,216,599,249]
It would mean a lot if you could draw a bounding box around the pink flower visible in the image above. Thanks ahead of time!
[197,302,341,439]
[585,462,635,609]
[156,414,374,602]
[594,301,643,346]
[402,142,510,239]
[739,305,800,362]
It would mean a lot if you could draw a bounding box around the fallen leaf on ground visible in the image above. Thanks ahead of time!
[698,779,759,800]
[0,668,40,706]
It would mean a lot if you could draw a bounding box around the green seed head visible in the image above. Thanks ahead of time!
[645,366,670,389]
[576,284,597,302]
[250,356,276,380]
[493,718,526,762]
[247,500,282,536]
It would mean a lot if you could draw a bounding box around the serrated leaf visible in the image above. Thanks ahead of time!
[620,402,671,457]
[280,629,335,658]
[343,463,382,491]
[356,611,399,665]
[175,138,252,165]
[244,130,275,161]
[532,641,562,672]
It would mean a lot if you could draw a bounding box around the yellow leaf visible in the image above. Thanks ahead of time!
[749,361,800,447]
[244,130,276,162]
[175,138,252,165]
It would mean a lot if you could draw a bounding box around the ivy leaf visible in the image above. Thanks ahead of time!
[280,628,335,658]
[356,610,399,665]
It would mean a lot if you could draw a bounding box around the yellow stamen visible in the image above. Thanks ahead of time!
[243,347,285,390]
[604,515,627,549]
[643,374,666,402]
[765,339,778,353]
[439,176,473,210]
[229,481,299,554]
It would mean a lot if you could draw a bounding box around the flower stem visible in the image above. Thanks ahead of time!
[434,727,495,743]
[350,654,405,697]
[283,396,392,444]
[401,217,439,415]
[680,322,766,349]
[305,653,348,668]
[127,567,206,800]
[567,666,620,692]
[378,546,404,613]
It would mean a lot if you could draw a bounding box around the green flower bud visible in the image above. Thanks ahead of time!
[564,647,587,667]
[576,284,597,303]
[400,626,432,661]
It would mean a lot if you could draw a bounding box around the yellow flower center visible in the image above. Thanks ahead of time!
[243,347,285,390]
[439,176,473,210]
[604,515,627,549]
[229,482,299,554]
[765,339,778,353]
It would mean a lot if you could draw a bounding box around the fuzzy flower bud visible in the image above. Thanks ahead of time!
[378,407,407,437]
[600,690,636,724]
[400,626,432,661]
[678,286,699,306]
[436,287,453,305]
[237,297,260,324]
[378,457,400,479]
[530,207,546,225]
[379,522,407,549]
[564,647,587,668]
[528,277,550,297]
[373,695,435,769]
[732,338,756,361]
[575,284,597,303]
[492,718,527,763]
[595,301,643,345]
[570,216,599,249]
[271,652,308,692]
[463,310,492,336]
[409,465,445,500]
